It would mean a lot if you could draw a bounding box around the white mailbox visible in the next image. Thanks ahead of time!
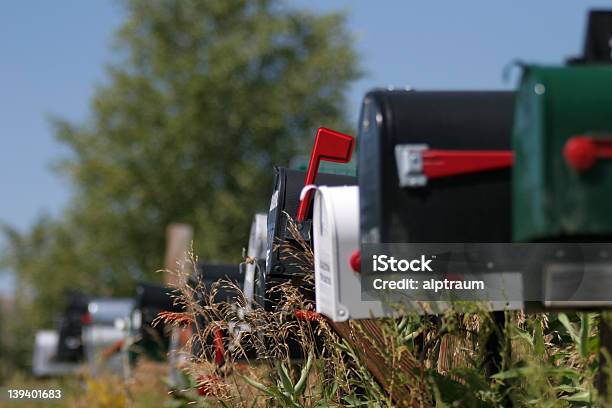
[313,186,386,321]
[32,330,78,378]
[243,213,267,305]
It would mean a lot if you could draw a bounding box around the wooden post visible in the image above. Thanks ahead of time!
[163,223,193,287]
[330,320,424,407]
[163,223,193,388]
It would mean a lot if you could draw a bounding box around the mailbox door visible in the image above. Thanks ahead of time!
[358,90,515,244]
[513,65,612,241]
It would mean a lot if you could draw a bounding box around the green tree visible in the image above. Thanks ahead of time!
[2,0,359,369]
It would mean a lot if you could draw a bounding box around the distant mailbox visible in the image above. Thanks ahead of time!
[83,297,134,375]
[130,282,182,361]
[56,292,89,363]
[33,330,78,378]
[189,263,242,360]
[570,11,612,64]
[243,213,267,306]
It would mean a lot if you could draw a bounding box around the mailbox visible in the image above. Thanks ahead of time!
[358,90,515,245]
[56,291,90,363]
[259,128,356,311]
[243,213,267,306]
[130,282,182,361]
[82,298,134,375]
[189,263,242,361]
[355,90,526,312]
[313,186,387,321]
[569,11,612,64]
[259,167,355,310]
[512,63,612,307]
[33,330,78,377]
[513,65,612,242]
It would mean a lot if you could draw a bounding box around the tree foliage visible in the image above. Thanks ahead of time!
[1,0,359,354]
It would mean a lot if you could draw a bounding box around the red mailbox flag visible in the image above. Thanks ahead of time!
[296,127,355,221]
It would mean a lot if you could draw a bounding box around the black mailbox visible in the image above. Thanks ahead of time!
[570,11,612,64]
[56,291,90,363]
[259,167,355,310]
[189,263,242,362]
[131,282,182,360]
[358,90,515,245]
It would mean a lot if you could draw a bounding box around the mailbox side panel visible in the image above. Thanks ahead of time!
[513,66,612,241]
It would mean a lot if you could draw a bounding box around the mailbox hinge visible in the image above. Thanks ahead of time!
[395,144,514,188]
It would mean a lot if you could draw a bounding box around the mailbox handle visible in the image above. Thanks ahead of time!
[564,135,612,172]
[395,144,514,187]
[296,128,355,221]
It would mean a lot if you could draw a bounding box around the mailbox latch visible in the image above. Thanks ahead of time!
[395,144,428,187]
[395,144,514,187]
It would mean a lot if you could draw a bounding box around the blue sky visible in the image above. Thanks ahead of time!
[0,1,611,291]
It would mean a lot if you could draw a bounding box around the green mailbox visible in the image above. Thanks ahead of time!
[513,65,612,242]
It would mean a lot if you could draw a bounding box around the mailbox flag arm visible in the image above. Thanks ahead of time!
[296,128,355,221]
[395,144,514,187]
[424,149,514,178]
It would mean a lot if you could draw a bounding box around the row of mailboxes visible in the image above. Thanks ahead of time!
[312,76,612,321]
[185,10,612,334]
[55,285,180,366]
[308,12,612,321]
[171,13,612,365]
